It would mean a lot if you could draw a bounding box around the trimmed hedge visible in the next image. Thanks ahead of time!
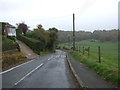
[17,34,41,54]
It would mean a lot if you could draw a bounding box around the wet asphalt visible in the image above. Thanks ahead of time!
[2,50,77,88]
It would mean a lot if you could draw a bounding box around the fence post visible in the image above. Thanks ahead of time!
[98,46,101,63]
[88,46,90,57]
[83,46,84,54]
[78,46,79,52]
[79,46,80,52]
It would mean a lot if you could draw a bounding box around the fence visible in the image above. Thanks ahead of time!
[62,44,101,63]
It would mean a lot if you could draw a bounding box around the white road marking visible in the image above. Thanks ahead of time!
[0,60,34,74]
[14,63,44,86]
[48,55,53,61]
[48,58,50,60]
[48,54,63,61]
[61,55,66,58]
[56,55,60,58]
[28,54,31,56]
[48,57,53,60]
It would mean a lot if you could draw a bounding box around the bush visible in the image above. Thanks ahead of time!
[17,34,41,54]
[26,28,58,51]
[26,30,48,51]
[16,28,22,35]
[7,36,16,41]
[2,36,20,51]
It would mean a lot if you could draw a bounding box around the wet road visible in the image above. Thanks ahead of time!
[2,50,77,88]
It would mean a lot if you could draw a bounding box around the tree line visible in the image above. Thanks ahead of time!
[58,29,118,43]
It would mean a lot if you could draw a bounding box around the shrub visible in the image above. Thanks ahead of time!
[16,28,22,35]
[26,30,48,51]
[7,36,16,41]
[17,34,41,54]
[2,36,20,51]
[26,28,58,51]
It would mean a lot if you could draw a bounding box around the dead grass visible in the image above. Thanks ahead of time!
[2,52,27,70]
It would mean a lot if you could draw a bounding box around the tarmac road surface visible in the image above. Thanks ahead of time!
[2,50,78,88]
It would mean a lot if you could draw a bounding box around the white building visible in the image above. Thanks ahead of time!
[4,23,16,36]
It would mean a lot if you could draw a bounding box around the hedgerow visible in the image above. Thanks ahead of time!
[17,34,42,54]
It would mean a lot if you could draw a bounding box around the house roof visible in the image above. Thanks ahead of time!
[5,23,16,28]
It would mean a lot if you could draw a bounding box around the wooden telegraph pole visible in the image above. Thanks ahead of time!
[73,13,75,51]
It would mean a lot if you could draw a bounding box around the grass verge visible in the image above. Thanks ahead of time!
[68,50,119,86]
[39,51,55,56]
[59,41,118,86]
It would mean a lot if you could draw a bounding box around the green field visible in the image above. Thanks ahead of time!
[59,41,119,86]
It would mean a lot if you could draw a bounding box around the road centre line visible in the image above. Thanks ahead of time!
[0,60,34,74]
[48,55,54,61]
[48,58,50,60]
[14,63,44,86]
[56,55,60,58]
[47,54,61,61]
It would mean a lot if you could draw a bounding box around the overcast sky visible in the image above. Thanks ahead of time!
[0,0,119,31]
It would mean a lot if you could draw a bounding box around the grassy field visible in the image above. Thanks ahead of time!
[59,41,119,86]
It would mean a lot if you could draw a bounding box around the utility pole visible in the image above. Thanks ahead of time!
[73,13,75,51]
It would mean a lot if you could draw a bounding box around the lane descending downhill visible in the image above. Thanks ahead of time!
[2,50,78,88]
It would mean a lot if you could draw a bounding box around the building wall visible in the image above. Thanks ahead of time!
[4,26,8,36]
[8,27,16,36]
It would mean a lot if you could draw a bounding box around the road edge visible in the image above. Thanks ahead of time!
[0,58,35,74]
[66,53,87,89]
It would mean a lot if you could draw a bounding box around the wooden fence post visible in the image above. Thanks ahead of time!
[98,46,101,63]
[83,46,84,54]
[88,46,90,57]
[78,46,79,52]
[79,46,80,52]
